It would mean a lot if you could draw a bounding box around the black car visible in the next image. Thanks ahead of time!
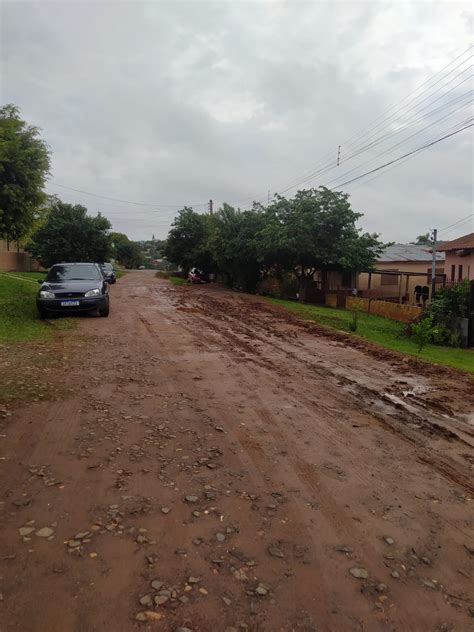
[36,262,110,318]
[99,262,116,284]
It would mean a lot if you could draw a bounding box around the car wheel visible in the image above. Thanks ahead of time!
[99,297,110,317]
[38,309,47,320]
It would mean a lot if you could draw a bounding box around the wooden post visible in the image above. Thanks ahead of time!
[398,273,403,304]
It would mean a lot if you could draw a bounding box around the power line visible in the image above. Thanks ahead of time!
[323,99,473,188]
[48,181,207,208]
[333,74,473,166]
[48,197,200,218]
[340,57,473,155]
[438,214,473,234]
[341,116,473,193]
[234,45,473,206]
[330,122,473,189]
[278,71,473,195]
[285,51,473,191]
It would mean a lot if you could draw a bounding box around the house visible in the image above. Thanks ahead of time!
[358,244,445,304]
[437,232,473,282]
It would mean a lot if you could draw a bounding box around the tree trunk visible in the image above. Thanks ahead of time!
[298,275,311,302]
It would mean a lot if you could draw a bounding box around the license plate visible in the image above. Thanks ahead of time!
[61,300,80,306]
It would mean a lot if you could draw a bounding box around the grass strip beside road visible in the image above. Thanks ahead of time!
[0,272,75,343]
[169,276,187,286]
[266,298,474,374]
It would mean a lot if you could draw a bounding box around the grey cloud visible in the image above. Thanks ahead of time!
[1,1,472,241]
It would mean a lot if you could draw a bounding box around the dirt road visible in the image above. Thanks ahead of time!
[1,272,473,632]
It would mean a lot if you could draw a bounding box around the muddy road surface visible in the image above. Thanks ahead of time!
[1,272,473,632]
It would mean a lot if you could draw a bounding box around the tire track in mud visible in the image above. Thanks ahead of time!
[170,289,474,494]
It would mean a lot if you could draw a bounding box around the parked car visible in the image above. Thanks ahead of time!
[99,262,116,284]
[36,262,110,319]
[188,267,208,284]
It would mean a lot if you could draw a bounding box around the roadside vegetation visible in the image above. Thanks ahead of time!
[169,276,187,286]
[408,280,471,349]
[163,189,385,298]
[267,298,474,374]
[0,272,75,343]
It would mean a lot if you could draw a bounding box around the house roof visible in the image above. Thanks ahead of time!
[377,243,444,263]
[437,232,474,252]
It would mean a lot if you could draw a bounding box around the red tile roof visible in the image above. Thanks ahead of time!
[437,232,474,251]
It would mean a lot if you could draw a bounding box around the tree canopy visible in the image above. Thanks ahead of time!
[209,204,268,293]
[163,207,214,274]
[412,233,433,245]
[111,232,144,269]
[0,104,50,247]
[26,198,112,267]
[163,188,384,300]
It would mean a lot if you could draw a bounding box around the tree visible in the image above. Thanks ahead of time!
[117,242,144,269]
[0,104,50,248]
[262,187,384,301]
[413,233,433,245]
[209,204,267,292]
[26,198,112,267]
[163,207,214,274]
[110,232,145,269]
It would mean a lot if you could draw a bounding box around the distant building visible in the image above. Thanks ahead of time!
[358,244,445,304]
[437,232,473,282]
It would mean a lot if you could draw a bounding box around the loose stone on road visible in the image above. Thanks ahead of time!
[0,271,473,631]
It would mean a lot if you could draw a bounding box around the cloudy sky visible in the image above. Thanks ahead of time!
[1,0,472,242]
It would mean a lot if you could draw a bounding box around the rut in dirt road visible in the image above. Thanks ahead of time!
[1,271,473,632]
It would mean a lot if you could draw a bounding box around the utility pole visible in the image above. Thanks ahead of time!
[337,145,341,166]
[208,199,213,215]
[267,189,271,205]
[431,228,438,300]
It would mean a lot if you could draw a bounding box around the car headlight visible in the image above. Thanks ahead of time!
[85,288,100,297]
[39,290,55,299]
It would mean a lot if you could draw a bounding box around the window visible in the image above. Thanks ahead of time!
[451,264,455,282]
[46,264,101,282]
[381,273,398,285]
[458,265,463,281]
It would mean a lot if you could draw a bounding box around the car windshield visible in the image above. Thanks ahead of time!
[46,264,101,282]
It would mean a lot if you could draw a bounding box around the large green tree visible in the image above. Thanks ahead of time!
[27,198,112,267]
[209,204,267,293]
[263,187,384,301]
[162,207,213,274]
[111,232,144,269]
[0,104,50,248]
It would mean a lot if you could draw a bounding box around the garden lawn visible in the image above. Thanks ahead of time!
[0,272,74,343]
[266,298,474,374]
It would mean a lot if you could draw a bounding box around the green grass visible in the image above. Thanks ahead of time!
[0,272,75,343]
[266,298,474,374]
[169,276,187,286]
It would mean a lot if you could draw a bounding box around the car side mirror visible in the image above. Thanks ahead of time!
[37,279,44,284]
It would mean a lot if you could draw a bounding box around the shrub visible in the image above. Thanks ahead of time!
[406,280,470,349]
[411,314,435,352]
[349,310,358,332]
